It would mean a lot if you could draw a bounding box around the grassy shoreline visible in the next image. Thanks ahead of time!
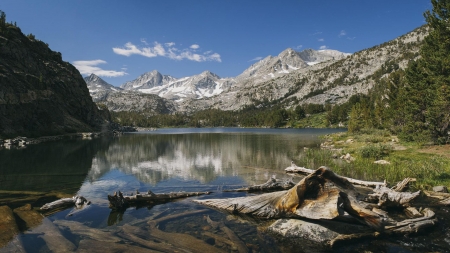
[292,129,450,190]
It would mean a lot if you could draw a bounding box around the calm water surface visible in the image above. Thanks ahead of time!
[3,128,444,252]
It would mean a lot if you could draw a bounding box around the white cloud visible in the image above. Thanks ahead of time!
[113,41,221,62]
[140,38,149,45]
[339,30,347,37]
[295,45,303,49]
[72,60,127,77]
[319,45,328,50]
[190,44,200,49]
[248,56,263,62]
[312,31,322,36]
[347,37,356,40]
[318,38,324,42]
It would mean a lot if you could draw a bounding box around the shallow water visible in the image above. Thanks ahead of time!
[1,128,449,252]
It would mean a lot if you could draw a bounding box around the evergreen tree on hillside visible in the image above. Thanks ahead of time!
[397,0,450,142]
[0,10,6,29]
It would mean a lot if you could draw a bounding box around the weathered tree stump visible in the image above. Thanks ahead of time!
[195,166,438,236]
[196,166,386,231]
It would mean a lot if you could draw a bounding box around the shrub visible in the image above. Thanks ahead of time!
[359,144,392,159]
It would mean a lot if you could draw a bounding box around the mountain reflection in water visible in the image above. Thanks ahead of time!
[0,128,349,252]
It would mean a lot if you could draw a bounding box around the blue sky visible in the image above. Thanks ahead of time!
[2,0,430,86]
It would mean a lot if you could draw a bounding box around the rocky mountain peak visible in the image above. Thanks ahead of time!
[200,70,220,79]
[120,70,176,90]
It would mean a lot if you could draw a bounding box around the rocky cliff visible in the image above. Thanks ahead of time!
[0,23,108,138]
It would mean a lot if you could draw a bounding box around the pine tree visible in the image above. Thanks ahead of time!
[0,10,6,29]
[397,0,450,142]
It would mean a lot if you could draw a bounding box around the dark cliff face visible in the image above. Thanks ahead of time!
[0,25,108,138]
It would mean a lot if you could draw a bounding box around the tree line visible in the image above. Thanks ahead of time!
[346,0,450,144]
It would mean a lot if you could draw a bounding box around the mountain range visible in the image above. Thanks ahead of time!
[85,27,427,115]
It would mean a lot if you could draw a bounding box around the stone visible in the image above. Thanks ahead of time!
[341,153,355,162]
[13,204,44,229]
[433,186,449,193]
[374,160,391,165]
[267,218,371,244]
[0,205,19,248]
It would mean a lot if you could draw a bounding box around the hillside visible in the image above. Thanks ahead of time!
[0,18,109,138]
[185,26,428,112]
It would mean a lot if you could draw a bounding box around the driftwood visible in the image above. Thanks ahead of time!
[40,195,90,215]
[285,164,387,188]
[196,166,386,231]
[146,209,227,253]
[76,239,152,253]
[118,224,185,252]
[107,190,211,209]
[424,190,450,205]
[54,220,121,243]
[368,186,421,207]
[32,218,77,252]
[391,177,416,192]
[224,177,295,192]
[330,207,437,247]
[196,166,438,237]
[206,215,249,253]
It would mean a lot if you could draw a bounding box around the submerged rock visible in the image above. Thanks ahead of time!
[13,204,44,229]
[267,218,371,244]
[0,205,19,248]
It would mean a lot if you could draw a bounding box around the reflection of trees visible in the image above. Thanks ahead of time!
[0,137,112,193]
[87,132,321,185]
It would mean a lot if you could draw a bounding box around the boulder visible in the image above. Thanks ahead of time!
[267,218,371,244]
[0,205,19,248]
[433,186,449,193]
[13,204,44,229]
[374,160,391,165]
[340,153,355,162]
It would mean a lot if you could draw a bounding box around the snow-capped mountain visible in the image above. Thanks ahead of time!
[84,74,122,102]
[122,70,235,101]
[85,47,351,110]
[235,48,350,82]
[120,70,176,90]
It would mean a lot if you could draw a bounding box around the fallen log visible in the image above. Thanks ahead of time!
[423,190,450,205]
[206,215,249,253]
[285,164,387,188]
[331,208,438,246]
[118,224,184,252]
[146,209,227,253]
[54,220,121,243]
[195,166,386,231]
[223,177,295,192]
[40,195,90,214]
[107,190,211,210]
[32,218,77,252]
[76,239,153,253]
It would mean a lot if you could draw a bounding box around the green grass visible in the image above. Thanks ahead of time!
[290,113,329,128]
[293,131,450,191]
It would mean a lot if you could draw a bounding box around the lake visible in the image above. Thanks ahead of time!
[2,127,447,252]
